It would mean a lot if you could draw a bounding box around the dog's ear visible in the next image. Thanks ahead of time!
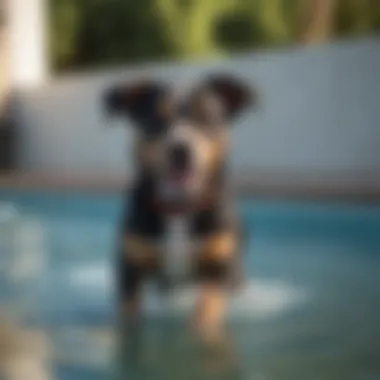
[205,74,256,120]
[103,79,165,124]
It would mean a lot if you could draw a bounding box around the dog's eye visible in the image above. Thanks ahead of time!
[193,108,223,133]
[145,122,169,139]
[157,97,174,119]
[190,93,223,126]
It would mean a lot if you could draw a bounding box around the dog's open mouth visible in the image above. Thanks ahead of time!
[167,169,194,188]
[160,166,200,204]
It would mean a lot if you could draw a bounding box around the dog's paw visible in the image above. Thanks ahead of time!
[190,317,224,349]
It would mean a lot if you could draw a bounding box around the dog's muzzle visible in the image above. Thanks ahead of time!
[166,142,194,188]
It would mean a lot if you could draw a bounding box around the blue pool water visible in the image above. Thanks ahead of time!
[0,190,380,380]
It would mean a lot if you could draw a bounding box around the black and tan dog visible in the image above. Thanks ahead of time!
[104,74,255,341]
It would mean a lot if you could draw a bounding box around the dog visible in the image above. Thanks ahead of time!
[104,73,255,341]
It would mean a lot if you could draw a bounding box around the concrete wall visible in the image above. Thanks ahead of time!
[14,37,380,177]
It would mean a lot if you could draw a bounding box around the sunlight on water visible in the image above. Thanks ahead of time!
[69,263,310,320]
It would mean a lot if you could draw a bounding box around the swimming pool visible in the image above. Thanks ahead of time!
[1,190,380,380]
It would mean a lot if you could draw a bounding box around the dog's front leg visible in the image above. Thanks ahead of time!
[118,234,158,324]
[117,260,144,326]
[192,230,238,344]
[193,282,227,344]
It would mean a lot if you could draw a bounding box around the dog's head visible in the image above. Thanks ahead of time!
[104,74,255,204]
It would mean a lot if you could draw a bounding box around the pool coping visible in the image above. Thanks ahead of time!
[0,171,379,203]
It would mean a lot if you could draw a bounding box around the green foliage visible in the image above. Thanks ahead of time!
[335,0,380,37]
[49,0,171,71]
[49,0,82,70]
[49,0,380,72]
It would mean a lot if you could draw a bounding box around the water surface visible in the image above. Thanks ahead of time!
[0,191,379,380]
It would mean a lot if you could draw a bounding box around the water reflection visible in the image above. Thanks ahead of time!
[114,320,243,380]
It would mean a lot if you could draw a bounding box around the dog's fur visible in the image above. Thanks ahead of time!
[104,74,255,339]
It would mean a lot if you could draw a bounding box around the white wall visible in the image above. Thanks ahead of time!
[14,37,380,177]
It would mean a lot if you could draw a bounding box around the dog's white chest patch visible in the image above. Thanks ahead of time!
[161,217,193,281]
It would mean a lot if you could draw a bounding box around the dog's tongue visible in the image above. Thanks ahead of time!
[169,170,192,187]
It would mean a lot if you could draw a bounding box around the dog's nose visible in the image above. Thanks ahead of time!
[169,143,191,170]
